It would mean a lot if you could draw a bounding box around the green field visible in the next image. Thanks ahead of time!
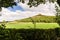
[5,22,59,29]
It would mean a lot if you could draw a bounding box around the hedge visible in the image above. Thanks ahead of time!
[0,28,60,40]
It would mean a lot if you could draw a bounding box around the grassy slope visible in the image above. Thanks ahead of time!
[1,14,58,29]
[16,14,56,22]
[5,22,59,29]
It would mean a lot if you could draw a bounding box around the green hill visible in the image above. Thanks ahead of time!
[15,14,56,23]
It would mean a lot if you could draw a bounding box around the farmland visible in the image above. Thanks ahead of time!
[0,14,59,29]
[5,22,59,29]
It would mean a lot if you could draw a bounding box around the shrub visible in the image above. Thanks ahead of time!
[0,28,60,40]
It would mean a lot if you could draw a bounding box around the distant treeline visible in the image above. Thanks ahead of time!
[0,28,60,40]
[15,14,56,23]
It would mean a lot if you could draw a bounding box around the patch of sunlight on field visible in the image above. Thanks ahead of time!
[36,23,59,29]
[5,22,59,29]
[6,22,34,29]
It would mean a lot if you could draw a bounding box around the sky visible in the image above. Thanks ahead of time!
[0,0,59,22]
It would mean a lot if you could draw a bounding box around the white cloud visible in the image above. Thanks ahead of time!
[18,1,57,15]
[0,1,58,22]
[0,7,39,22]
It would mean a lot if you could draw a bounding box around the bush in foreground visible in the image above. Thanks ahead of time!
[0,28,60,40]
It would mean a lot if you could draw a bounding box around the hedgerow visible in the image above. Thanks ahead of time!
[0,28,60,40]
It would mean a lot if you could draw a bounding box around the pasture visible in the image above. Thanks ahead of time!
[4,22,59,29]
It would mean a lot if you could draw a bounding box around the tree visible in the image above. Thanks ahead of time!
[29,17,36,29]
[57,0,60,6]
[0,0,57,10]
[53,0,60,26]
[0,0,17,11]
[55,4,60,26]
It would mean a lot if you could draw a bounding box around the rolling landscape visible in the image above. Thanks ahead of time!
[0,0,60,40]
[3,14,59,29]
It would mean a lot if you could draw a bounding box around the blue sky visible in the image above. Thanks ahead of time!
[7,5,24,12]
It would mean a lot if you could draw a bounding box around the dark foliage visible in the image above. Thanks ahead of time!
[0,0,17,11]
[57,0,60,6]
[0,27,60,40]
[55,4,60,26]
[0,0,16,7]
[0,0,58,10]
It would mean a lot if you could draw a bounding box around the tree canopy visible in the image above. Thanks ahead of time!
[0,0,17,11]
[0,0,59,10]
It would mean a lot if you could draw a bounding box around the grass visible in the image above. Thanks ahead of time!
[36,23,59,29]
[5,22,59,29]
